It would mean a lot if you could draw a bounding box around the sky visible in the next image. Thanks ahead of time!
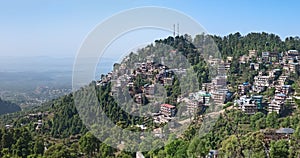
[1,0,300,58]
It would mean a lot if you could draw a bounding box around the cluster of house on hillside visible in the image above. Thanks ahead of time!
[5,111,50,130]
[95,53,234,129]
[202,57,231,105]
[97,59,183,125]
[96,48,300,133]
[235,49,300,115]
[83,47,300,157]
[97,60,174,100]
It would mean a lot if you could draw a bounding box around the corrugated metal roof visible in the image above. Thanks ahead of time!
[276,128,294,134]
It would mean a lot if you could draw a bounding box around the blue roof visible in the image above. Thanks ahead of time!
[262,52,270,56]
[226,92,233,97]
[201,93,211,97]
[243,82,249,85]
[276,93,286,97]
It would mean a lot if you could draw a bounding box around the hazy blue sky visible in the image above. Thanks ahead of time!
[1,0,300,57]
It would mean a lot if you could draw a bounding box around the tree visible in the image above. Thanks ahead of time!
[44,143,76,158]
[99,143,116,158]
[220,135,241,158]
[33,137,44,156]
[270,140,289,158]
[117,151,133,158]
[242,132,266,158]
[1,148,11,158]
[12,127,32,157]
[289,126,300,157]
[1,130,13,149]
[164,139,188,158]
[250,112,265,129]
[79,132,100,157]
[255,117,266,130]
[12,137,30,157]
[187,137,209,158]
[280,117,291,128]
[266,112,279,128]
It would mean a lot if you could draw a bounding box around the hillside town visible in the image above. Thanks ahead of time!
[97,49,300,118]
[96,48,300,157]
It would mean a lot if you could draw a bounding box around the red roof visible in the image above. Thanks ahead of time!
[161,104,175,108]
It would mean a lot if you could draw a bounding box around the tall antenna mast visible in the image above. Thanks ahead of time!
[177,23,179,36]
[173,24,176,37]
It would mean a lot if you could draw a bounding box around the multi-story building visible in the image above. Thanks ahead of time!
[254,74,272,87]
[202,83,214,92]
[241,102,258,115]
[236,96,258,115]
[268,100,284,114]
[252,95,263,109]
[186,100,204,114]
[160,104,176,117]
[262,52,270,61]
[201,92,211,106]
[287,50,299,58]
[282,85,291,95]
[288,63,299,74]
[217,62,230,77]
[268,93,286,114]
[212,76,227,87]
[211,90,226,104]
[253,73,273,93]
[269,52,279,62]
[274,93,286,103]
[277,76,288,86]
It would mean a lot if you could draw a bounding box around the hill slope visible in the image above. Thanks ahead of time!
[0,98,21,115]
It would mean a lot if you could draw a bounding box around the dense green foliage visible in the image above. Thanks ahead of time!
[50,94,87,138]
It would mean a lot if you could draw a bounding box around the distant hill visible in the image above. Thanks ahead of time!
[0,98,21,115]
